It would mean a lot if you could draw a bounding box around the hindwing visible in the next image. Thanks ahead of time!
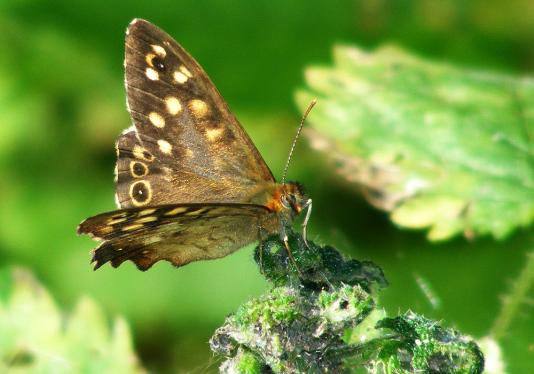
[78,204,278,270]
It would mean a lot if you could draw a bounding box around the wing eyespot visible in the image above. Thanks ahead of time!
[152,56,165,72]
[129,180,152,206]
[130,161,148,178]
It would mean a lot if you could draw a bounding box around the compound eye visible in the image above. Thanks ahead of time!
[281,195,291,209]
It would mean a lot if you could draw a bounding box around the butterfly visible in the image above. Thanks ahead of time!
[77,19,313,271]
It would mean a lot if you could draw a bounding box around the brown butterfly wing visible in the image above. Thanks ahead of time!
[118,19,274,208]
[78,204,278,270]
[114,128,251,208]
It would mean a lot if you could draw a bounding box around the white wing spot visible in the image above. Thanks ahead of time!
[173,70,188,84]
[151,44,166,57]
[180,65,193,77]
[189,99,209,118]
[165,96,182,115]
[206,128,224,141]
[149,112,165,128]
[157,139,172,154]
[146,67,159,81]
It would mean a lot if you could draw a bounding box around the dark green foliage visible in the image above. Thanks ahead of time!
[254,228,388,292]
[211,234,484,373]
[364,313,485,373]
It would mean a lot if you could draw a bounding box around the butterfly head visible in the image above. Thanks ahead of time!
[278,182,310,219]
[276,182,312,243]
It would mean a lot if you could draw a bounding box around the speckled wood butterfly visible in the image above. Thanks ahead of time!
[77,19,313,271]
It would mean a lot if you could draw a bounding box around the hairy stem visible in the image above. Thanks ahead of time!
[491,241,534,339]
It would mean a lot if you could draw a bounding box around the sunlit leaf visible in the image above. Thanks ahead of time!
[297,45,534,240]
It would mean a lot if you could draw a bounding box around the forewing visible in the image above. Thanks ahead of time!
[118,19,274,208]
[77,203,278,270]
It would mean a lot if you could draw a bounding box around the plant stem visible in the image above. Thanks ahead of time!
[491,240,534,339]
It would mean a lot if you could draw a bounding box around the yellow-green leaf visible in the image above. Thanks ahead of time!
[297,45,534,241]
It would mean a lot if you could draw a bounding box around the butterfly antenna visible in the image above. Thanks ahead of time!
[282,99,317,184]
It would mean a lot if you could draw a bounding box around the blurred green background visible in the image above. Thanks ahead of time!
[0,1,532,373]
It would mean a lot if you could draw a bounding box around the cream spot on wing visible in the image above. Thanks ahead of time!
[133,145,154,161]
[165,96,182,115]
[111,212,128,219]
[189,99,209,118]
[113,164,118,182]
[165,207,188,216]
[146,67,159,80]
[151,44,166,57]
[114,193,121,208]
[173,71,188,84]
[157,139,172,154]
[180,65,192,77]
[149,112,165,128]
[185,149,194,158]
[206,128,224,141]
[138,208,156,216]
[100,226,113,234]
[108,217,127,225]
[135,216,158,224]
[122,223,144,231]
[145,53,156,66]
[185,207,208,216]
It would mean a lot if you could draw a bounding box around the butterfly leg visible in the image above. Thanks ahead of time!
[301,198,312,249]
[279,224,303,276]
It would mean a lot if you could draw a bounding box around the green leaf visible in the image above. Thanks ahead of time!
[297,45,534,240]
[0,268,144,373]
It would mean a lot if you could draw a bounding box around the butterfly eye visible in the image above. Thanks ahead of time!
[280,195,291,209]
